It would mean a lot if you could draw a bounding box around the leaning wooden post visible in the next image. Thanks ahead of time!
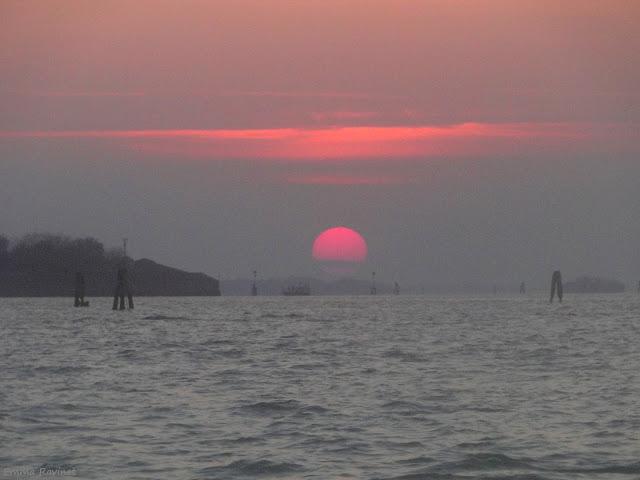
[550,270,563,303]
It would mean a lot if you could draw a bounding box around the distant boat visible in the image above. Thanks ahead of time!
[282,282,311,296]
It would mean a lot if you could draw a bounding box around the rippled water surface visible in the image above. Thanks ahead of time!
[1,295,639,479]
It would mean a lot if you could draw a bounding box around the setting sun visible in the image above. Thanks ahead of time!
[312,226,368,275]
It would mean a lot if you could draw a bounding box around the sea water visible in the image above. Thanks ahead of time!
[1,294,639,479]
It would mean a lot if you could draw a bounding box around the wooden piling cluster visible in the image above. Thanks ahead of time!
[112,267,134,310]
[74,272,88,307]
[550,270,563,303]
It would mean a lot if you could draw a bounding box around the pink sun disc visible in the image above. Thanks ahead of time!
[312,226,368,263]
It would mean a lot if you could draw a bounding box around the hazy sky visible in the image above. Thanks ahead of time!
[1,1,639,289]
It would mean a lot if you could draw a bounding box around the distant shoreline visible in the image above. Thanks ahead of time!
[0,234,220,297]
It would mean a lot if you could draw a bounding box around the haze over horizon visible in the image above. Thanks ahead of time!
[1,1,639,290]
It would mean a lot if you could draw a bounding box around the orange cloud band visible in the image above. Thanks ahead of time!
[0,122,608,160]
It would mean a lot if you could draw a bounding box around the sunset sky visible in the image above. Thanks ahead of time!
[1,1,639,289]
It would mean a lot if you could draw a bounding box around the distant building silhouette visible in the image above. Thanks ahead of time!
[564,276,625,293]
[282,281,311,296]
[550,270,563,303]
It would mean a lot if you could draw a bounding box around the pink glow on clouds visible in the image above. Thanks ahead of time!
[311,111,380,123]
[34,91,147,97]
[284,174,413,185]
[0,122,603,161]
[10,89,387,100]
[220,90,385,99]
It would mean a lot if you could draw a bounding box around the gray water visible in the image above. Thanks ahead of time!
[1,295,639,479]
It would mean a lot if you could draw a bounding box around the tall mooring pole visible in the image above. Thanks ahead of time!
[251,270,258,296]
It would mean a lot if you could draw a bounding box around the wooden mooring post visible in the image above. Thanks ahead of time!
[74,272,89,307]
[112,267,134,310]
[251,270,258,296]
[550,270,563,303]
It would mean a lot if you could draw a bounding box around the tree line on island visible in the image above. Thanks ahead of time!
[0,233,220,297]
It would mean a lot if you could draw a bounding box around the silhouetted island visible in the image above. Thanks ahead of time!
[0,234,220,297]
[564,276,625,294]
